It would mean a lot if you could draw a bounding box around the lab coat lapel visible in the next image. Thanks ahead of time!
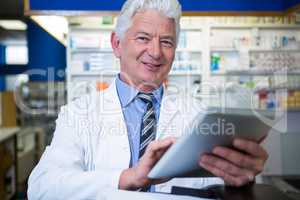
[156,90,181,139]
[95,82,182,170]
[96,80,131,170]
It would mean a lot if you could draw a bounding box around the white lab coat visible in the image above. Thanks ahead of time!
[27,79,223,200]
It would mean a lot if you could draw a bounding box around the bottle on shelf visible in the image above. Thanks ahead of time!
[210,53,220,72]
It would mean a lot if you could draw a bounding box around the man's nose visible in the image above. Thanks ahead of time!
[148,39,162,60]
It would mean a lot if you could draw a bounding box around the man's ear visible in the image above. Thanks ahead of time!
[111,32,121,58]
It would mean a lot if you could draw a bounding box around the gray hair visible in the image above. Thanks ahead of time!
[115,0,182,44]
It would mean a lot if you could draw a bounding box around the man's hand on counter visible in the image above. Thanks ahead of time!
[199,138,268,187]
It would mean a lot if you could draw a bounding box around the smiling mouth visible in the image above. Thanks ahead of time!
[142,62,162,71]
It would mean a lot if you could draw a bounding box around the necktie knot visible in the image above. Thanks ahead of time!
[137,92,154,104]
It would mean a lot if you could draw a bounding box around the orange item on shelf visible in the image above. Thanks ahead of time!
[96,82,109,91]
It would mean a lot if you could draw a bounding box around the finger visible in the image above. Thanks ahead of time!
[212,146,261,173]
[156,137,177,148]
[164,136,177,144]
[200,154,255,181]
[152,149,169,160]
[151,137,176,151]
[233,138,268,159]
[145,137,176,157]
[200,161,250,187]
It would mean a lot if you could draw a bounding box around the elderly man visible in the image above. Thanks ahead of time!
[27,0,268,199]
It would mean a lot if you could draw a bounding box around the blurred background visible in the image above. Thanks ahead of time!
[0,0,300,199]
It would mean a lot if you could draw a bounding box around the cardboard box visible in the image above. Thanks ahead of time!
[0,92,17,127]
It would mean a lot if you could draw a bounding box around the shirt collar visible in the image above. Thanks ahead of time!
[115,74,163,108]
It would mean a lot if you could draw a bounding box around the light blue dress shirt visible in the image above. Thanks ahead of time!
[115,74,163,167]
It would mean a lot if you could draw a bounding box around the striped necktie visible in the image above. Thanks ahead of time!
[137,92,157,159]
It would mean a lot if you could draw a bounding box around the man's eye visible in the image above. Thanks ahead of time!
[136,37,149,43]
[161,40,174,48]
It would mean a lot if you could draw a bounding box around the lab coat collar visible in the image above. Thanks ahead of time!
[102,77,180,140]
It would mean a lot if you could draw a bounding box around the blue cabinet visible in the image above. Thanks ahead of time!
[0,45,6,91]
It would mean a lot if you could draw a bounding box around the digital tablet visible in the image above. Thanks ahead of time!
[148,108,275,179]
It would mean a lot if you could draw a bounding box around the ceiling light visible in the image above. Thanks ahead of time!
[30,16,68,46]
[0,20,27,30]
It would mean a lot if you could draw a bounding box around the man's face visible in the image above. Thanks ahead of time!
[112,10,176,91]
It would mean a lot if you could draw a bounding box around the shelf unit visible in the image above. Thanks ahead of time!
[207,20,300,178]
[211,70,300,77]
[255,86,300,93]
[207,20,300,111]
[210,48,239,52]
[248,49,300,53]
[169,71,202,76]
[209,24,300,29]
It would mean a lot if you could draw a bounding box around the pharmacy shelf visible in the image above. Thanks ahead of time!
[210,48,239,52]
[211,70,300,77]
[181,27,202,31]
[210,25,253,29]
[249,49,300,53]
[71,49,113,54]
[257,25,300,29]
[255,86,300,93]
[70,70,202,77]
[210,48,300,53]
[176,49,202,53]
[210,24,300,29]
[169,71,202,76]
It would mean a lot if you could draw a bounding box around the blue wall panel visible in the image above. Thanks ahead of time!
[0,45,5,63]
[27,20,66,81]
[29,0,287,12]
[180,0,282,12]
[284,0,300,9]
[0,45,6,91]
[30,0,125,11]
